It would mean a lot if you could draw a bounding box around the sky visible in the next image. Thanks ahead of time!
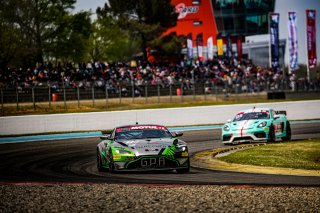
[74,0,106,12]
[74,0,320,67]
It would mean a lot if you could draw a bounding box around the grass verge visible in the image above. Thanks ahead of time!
[218,139,320,170]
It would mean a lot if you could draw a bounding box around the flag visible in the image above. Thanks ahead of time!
[196,33,203,61]
[216,33,223,57]
[226,34,232,59]
[288,11,298,71]
[187,33,193,60]
[207,36,214,60]
[269,13,280,71]
[236,36,243,60]
[306,10,317,69]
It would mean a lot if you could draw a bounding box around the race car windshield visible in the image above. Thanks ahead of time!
[233,112,269,121]
[115,129,172,140]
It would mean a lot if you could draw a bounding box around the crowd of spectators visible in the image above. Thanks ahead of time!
[0,58,319,96]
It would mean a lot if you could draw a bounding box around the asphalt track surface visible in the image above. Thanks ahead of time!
[0,122,319,186]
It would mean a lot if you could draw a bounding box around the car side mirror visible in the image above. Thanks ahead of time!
[100,134,111,140]
[173,131,183,137]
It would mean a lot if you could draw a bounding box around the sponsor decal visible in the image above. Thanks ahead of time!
[181,152,189,157]
[141,158,165,168]
[129,125,167,130]
[235,112,244,120]
[175,3,199,19]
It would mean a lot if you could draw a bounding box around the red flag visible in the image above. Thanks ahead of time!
[306,10,317,69]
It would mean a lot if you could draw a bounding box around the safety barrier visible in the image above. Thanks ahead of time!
[1,100,319,135]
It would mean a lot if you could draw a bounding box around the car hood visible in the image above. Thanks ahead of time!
[229,120,268,131]
[114,138,185,156]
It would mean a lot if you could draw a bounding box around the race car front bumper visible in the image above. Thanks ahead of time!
[113,155,189,171]
[222,129,268,144]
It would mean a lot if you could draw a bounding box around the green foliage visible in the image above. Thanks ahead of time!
[0,0,93,68]
[50,11,92,63]
[96,0,178,59]
[88,16,140,62]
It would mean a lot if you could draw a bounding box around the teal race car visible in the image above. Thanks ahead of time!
[222,107,291,145]
[97,124,190,173]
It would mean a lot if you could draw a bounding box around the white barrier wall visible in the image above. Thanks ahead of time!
[1,100,320,135]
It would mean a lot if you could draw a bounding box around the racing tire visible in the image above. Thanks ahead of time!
[108,151,115,173]
[281,122,291,141]
[176,158,190,174]
[267,125,276,142]
[97,150,105,172]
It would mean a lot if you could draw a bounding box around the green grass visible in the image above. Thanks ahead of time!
[218,139,320,170]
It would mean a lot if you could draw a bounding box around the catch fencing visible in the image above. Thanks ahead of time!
[1,78,319,110]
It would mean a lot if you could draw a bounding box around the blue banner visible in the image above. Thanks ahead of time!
[269,13,280,72]
[226,34,232,59]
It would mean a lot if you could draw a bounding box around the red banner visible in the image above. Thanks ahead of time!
[237,36,243,60]
[306,10,317,69]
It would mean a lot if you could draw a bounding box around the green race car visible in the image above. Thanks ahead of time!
[222,107,291,145]
[97,124,190,173]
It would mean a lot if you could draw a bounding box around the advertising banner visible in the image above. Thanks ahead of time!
[196,33,203,60]
[288,12,299,71]
[306,10,317,69]
[236,36,243,60]
[226,34,232,59]
[187,33,193,59]
[207,36,214,60]
[269,13,280,71]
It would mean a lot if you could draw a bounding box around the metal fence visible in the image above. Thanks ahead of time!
[1,77,320,111]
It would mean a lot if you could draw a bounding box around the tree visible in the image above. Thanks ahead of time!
[88,14,141,63]
[96,0,178,60]
[0,0,92,68]
[50,11,92,63]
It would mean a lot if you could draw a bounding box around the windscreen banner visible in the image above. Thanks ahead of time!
[306,10,317,69]
[269,13,280,71]
[288,11,298,71]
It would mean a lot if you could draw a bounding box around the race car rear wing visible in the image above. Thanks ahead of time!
[275,111,287,116]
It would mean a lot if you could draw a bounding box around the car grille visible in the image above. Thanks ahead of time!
[233,137,253,142]
[222,135,232,141]
[254,132,266,138]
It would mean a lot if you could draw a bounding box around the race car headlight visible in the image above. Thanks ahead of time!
[258,121,267,128]
[115,149,132,154]
[175,146,187,152]
[223,125,230,131]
